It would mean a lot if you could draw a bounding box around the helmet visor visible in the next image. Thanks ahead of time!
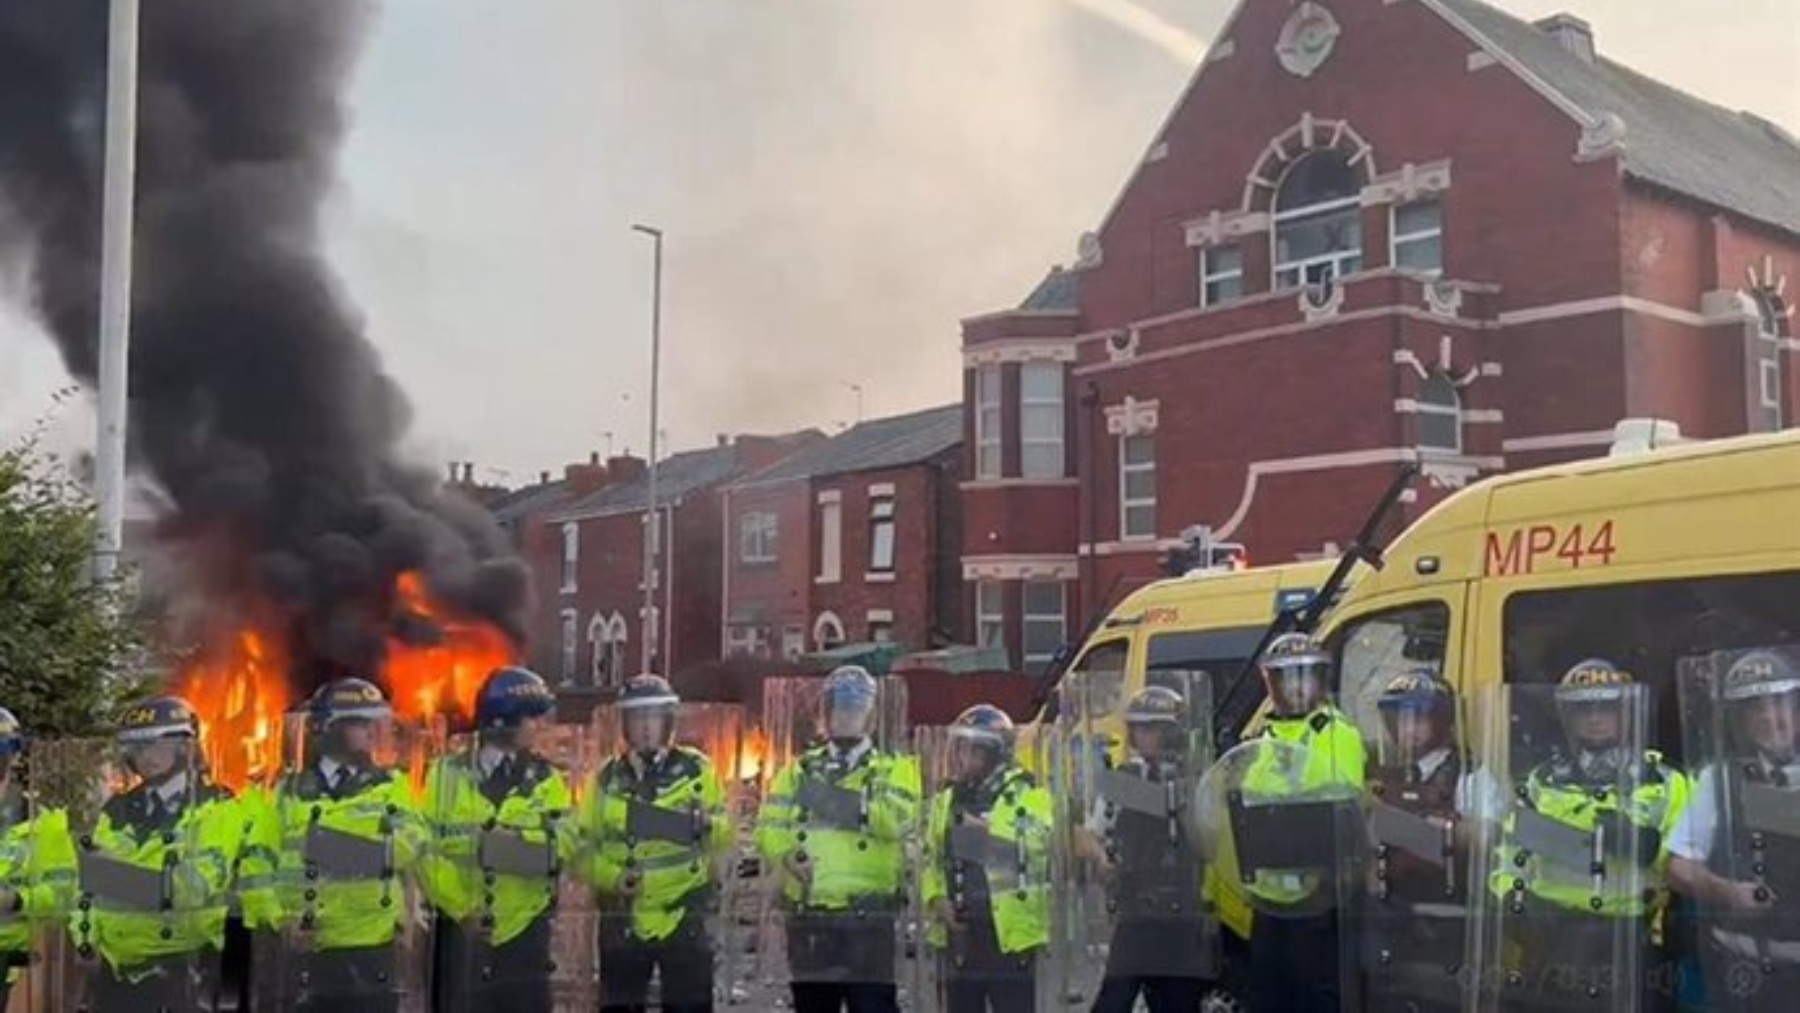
[1263,663,1328,716]
[624,704,675,752]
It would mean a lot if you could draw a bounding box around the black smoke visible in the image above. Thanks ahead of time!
[0,0,530,690]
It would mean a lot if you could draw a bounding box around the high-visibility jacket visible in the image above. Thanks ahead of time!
[921,765,1052,956]
[237,764,427,950]
[0,803,77,967]
[753,745,920,909]
[1238,706,1366,908]
[575,747,729,943]
[1488,750,1689,918]
[420,751,574,946]
[71,781,243,974]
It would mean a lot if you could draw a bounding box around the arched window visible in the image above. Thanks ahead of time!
[589,613,628,689]
[813,612,847,651]
[1417,371,1462,453]
[1755,291,1789,430]
[1273,150,1364,290]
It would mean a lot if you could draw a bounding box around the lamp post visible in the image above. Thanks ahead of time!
[93,0,141,585]
[631,224,663,674]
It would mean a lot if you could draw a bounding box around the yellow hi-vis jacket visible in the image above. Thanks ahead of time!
[1238,706,1367,909]
[71,781,244,975]
[0,801,77,978]
[921,765,1053,956]
[575,747,729,944]
[754,744,921,909]
[237,764,427,950]
[420,751,574,946]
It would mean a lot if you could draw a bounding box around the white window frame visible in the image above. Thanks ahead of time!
[1756,292,1788,430]
[974,364,1003,479]
[1019,361,1065,479]
[1417,371,1463,454]
[1273,194,1364,290]
[813,611,847,651]
[588,613,627,690]
[559,609,578,683]
[817,500,842,583]
[868,495,897,573]
[739,511,778,564]
[975,581,1006,659]
[1119,434,1157,541]
[1201,244,1245,307]
[870,621,894,644]
[1390,200,1444,275]
[559,522,579,593]
[1020,580,1067,675]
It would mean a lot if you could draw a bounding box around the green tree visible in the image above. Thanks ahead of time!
[0,440,143,737]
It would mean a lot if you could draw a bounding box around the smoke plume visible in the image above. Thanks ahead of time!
[0,0,529,687]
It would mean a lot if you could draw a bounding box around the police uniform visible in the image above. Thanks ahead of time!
[754,667,921,1013]
[0,707,76,1011]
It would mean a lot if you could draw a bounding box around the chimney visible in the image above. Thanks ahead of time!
[1534,13,1594,62]
[462,462,474,484]
[564,453,610,497]
[446,462,458,482]
[606,455,649,484]
[589,451,600,465]
[716,433,730,448]
[539,470,551,485]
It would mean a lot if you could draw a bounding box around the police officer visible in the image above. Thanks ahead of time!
[1079,685,1211,1013]
[1363,670,1468,1013]
[1479,659,1688,1011]
[424,666,574,1013]
[1240,632,1366,1013]
[920,704,1052,1013]
[0,707,75,1010]
[240,677,428,1012]
[1669,648,1800,1011]
[578,674,729,1013]
[72,695,243,1011]
[754,666,921,1013]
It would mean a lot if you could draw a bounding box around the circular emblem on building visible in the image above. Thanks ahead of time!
[1277,2,1342,79]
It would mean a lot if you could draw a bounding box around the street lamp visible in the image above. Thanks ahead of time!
[631,224,663,674]
[93,0,141,585]
[841,381,864,425]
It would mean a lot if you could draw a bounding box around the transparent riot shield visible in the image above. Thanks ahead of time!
[1350,676,1472,1012]
[1677,646,1800,1013]
[249,710,435,1011]
[1466,681,1664,1012]
[582,702,732,1010]
[910,723,1059,1013]
[1047,670,1218,1007]
[750,676,914,1002]
[0,737,53,1013]
[426,722,595,1012]
[44,733,231,1012]
[1194,724,1366,1008]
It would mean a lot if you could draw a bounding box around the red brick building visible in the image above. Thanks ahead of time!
[528,434,818,694]
[960,0,1800,666]
[721,405,963,660]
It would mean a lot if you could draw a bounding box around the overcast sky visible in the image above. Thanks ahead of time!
[2,0,1796,487]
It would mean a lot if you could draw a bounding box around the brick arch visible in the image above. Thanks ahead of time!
[1241,112,1377,213]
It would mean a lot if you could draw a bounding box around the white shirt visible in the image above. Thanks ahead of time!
[477,746,511,779]
[150,772,190,813]
[318,757,354,790]
[1667,760,1800,862]
[825,739,872,771]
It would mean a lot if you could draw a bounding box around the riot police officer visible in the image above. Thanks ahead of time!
[919,704,1052,1013]
[1670,648,1800,1011]
[1080,684,1212,1013]
[578,674,728,1013]
[755,665,920,1013]
[0,707,74,1010]
[424,666,575,1013]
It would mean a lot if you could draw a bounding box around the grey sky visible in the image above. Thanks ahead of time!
[2,0,1796,487]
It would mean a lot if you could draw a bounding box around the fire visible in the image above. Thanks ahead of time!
[384,571,517,726]
[175,625,290,792]
[737,726,769,783]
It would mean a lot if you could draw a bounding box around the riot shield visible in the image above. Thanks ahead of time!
[44,733,229,1012]
[1350,675,1472,1012]
[1047,670,1217,1007]
[249,710,435,1011]
[1676,646,1800,1012]
[582,701,732,1010]
[910,723,1058,1013]
[750,675,914,1001]
[425,722,594,1012]
[0,736,57,1013]
[1466,681,1664,1011]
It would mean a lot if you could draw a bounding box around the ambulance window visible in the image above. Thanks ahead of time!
[1335,602,1449,738]
[1072,638,1129,680]
[1500,570,1800,766]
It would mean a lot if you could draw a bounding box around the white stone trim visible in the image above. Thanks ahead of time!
[1497,295,1710,328]
[959,478,1081,491]
[1079,538,1186,557]
[1206,38,1236,63]
[1276,4,1342,79]
[1417,0,1598,131]
[866,609,895,624]
[962,555,1080,581]
[1104,396,1160,437]
[1463,409,1504,424]
[867,482,896,498]
[1360,159,1454,206]
[1184,209,1272,248]
[1214,449,1413,540]
[1466,50,1497,72]
[1144,141,1169,164]
[1501,429,1617,453]
[812,611,848,650]
[962,341,1079,367]
[961,308,1079,327]
[816,489,841,505]
[865,572,897,584]
[1242,112,1376,211]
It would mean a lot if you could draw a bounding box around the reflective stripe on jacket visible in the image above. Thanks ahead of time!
[421,752,573,945]
[754,746,921,909]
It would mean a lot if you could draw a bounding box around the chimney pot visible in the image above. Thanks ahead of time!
[590,451,600,465]
[463,463,474,483]
[1534,13,1594,62]
[446,463,457,482]
[717,433,729,448]
[540,470,551,485]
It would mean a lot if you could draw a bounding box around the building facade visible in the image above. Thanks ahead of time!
[722,405,964,661]
[960,0,1800,666]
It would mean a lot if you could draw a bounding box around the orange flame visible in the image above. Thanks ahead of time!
[384,571,518,726]
[737,726,769,783]
[175,626,290,792]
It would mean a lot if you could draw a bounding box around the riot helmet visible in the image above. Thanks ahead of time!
[117,695,199,784]
[1123,685,1187,759]
[475,666,556,753]
[1554,659,1637,777]
[1721,649,1800,765]
[947,704,1015,783]
[309,677,393,767]
[0,708,22,777]
[618,674,680,759]
[1261,632,1332,718]
[1374,669,1454,770]
[818,666,878,748]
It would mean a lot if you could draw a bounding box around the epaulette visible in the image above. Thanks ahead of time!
[1309,711,1332,734]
